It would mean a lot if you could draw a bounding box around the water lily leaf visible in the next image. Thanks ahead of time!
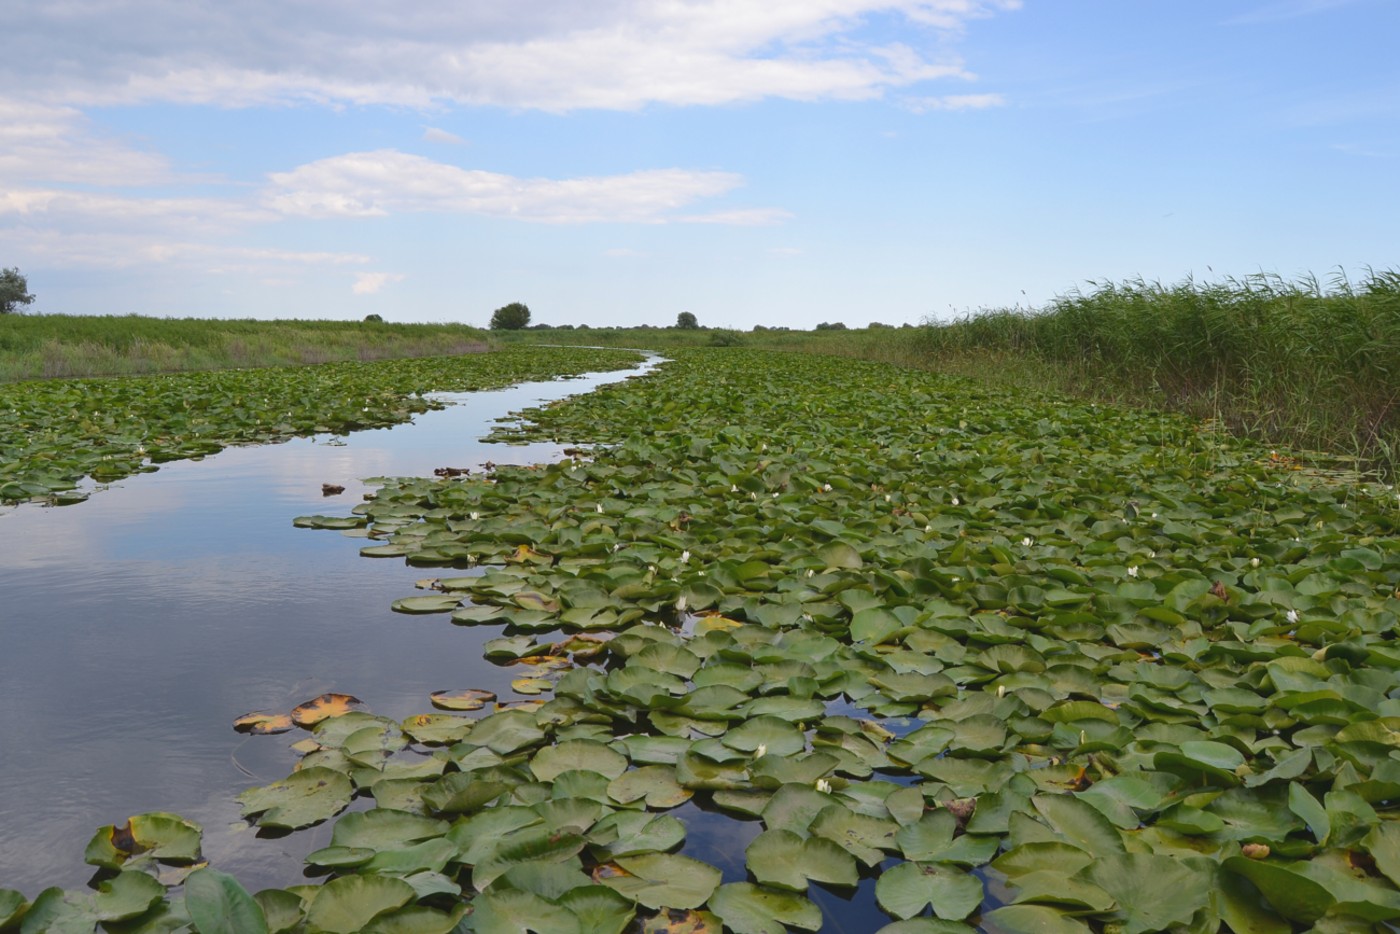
[232,712,295,735]
[980,905,1092,934]
[304,845,375,868]
[810,804,898,866]
[991,841,1094,879]
[1080,852,1210,934]
[303,875,415,934]
[422,772,511,814]
[253,889,305,934]
[1288,781,1330,844]
[292,514,365,530]
[875,862,983,922]
[390,594,462,614]
[1,890,26,929]
[184,868,268,934]
[289,693,364,727]
[708,882,822,934]
[607,766,692,808]
[851,607,903,644]
[598,853,722,910]
[745,829,858,892]
[531,740,628,782]
[237,766,353,830]
[84,812,202,870]
[366,904,467,934]
[1154,740,1246,786]
[637,908,724,933]
[1007,871,1113,912]
[329,809,448,851]
[588,811,687,857]
[472,828,587,891]
[556,885,635,934]
[1030,794,1125,858]
[401,712,475,745]
[467,708,547,755]
[429,688,495,711]
[512,677,554,695]
[720,716,805,757]
[1222,856,1335,923]
[1363,821,1400,888]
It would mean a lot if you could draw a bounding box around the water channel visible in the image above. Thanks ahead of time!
[0,358,660,896]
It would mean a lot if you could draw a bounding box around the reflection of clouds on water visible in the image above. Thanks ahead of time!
[0,360,654,896]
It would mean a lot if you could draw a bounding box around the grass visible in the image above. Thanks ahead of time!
[10,266,1400,477]
[0,315,489,381]
[905,270,1400,478]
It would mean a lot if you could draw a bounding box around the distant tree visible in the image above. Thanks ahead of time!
[0,268,35,314]
[868,321,892,329]
[676,311,699,329]
[490,302,531,330]
[814,321,847,331]
[363,313,383,323]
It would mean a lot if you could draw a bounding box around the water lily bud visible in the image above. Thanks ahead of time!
[1127,566,1139,578]
[596,503,604,514]
[815,779,832,794]
[754,744,767,759]
[1250,557,1260,568]
[1242,843,1270,859]
[1286,609,1300,624]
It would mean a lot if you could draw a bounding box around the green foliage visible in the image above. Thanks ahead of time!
[676,311,699,329]
[363,313,383,323]
[814,321,847,330]
[708,329,743,346]
[916,269,1400,475]
[0,267,35,314]
[0,346,641,504]
[0,314,491,381]
[23,346,1400,933]
[490,302,531,330]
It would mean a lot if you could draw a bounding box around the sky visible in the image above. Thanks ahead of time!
[2,0,1397,329]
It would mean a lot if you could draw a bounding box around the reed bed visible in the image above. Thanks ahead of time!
[910,270,1400,476]
[0,315,488,381]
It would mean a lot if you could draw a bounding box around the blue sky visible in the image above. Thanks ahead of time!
[2,0,1396,329]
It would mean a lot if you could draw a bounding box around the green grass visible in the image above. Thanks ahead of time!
[905,270,1400,478]
[0,315,490,381]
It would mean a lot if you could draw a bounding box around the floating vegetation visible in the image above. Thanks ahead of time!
[0,346,642,505]
[8,348,1400,932]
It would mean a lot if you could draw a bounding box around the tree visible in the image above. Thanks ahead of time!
[676,311,699,329]
[490,302,531,330]
[814,321,847,331]
[0,268,35,314]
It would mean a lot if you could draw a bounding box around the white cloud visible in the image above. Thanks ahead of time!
[264,150,777,224]
[904,92,1005,112]
[7,1,1017,112]
[422,127,467,145]
[0,98,172,187]
[352,272,406,294]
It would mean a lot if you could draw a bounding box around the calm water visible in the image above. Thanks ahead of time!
[0,361,655,896]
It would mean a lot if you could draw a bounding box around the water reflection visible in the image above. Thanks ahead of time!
[0,361,654,896]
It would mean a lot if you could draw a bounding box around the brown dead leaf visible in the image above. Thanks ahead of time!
[232,711,295,735]
[290,693,363,727]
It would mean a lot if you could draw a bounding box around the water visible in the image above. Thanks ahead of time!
[0,360,657,896]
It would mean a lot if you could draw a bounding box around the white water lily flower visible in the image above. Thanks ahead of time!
[996,685,1005,698]
[676,595,687,612]
[1251,557,1260,568]
[755,744,767,759]
[884,494,892,503]
[1287,609,1300,624]
[1127,566,1139,578]
[951,496,960,506]
[731,484,739,493]
[815,779,832,794]
[470,511,480,520]
[680,550,691,564]
[806,569,815,577]
[1021,537,1034,547]
[596,503,604,514]
[822,483,832,492]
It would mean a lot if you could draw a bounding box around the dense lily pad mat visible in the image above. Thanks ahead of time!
[0,346,641,505]
[10,348,1400,933]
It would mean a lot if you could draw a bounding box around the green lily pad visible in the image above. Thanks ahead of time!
[184,868,269,934]
[709,883,823,934]
[875,862,983,921]
[598,853,722,910]
[745,829,858,892]
[237,767,353,830]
